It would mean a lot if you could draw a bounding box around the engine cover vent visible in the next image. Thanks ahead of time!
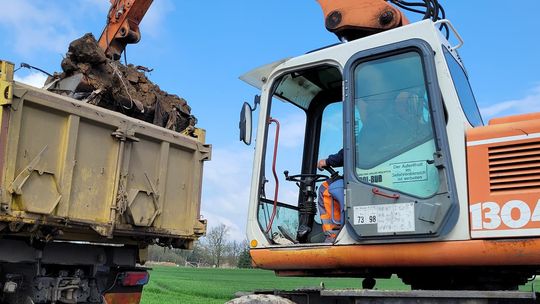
[488,141,540,193]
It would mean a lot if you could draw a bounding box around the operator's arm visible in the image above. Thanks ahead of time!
[318,149,344,170]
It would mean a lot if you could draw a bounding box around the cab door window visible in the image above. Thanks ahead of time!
[443,48,483,127]
[318,102,343,163]
[353,51,440,198]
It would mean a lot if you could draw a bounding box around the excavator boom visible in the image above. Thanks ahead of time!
[98,0,153,60]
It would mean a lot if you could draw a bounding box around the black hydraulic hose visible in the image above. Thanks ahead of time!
[439,2,446,19]
[437,4,450,38]
[392,2,426,15]
[388,0,449,38]
[390,0,440,20]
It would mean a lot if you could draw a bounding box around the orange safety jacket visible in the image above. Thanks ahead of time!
[318,180,343,238]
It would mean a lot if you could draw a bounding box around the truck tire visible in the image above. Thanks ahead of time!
[226,294,296,304]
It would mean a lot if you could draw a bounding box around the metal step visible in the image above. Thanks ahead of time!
[241,288,539,304]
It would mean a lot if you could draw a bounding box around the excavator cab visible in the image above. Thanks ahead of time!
[241,62,345,245]
[240,19,465,249]
[238,17,510,283]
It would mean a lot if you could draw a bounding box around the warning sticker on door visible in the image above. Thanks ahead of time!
[391,161,428,183]
[353,203,415,233]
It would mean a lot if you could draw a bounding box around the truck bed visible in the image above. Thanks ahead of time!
[0,63,209,248]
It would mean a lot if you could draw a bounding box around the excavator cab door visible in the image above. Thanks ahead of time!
[342,39,459,241]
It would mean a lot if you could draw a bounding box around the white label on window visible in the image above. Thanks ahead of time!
[353,203,415,233]
[391,161,428,183]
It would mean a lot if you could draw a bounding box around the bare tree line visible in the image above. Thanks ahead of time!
[148,224,252,268]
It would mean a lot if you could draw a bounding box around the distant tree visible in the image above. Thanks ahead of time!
[226,240,244,267]
[237,240,252,269]
[147,245,186,265]
[148,245,164,262]
[205,224,230,267]
[237,247,253,269]
[186,241,212,266]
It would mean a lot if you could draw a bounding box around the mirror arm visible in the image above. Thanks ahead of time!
[251,94,261,112]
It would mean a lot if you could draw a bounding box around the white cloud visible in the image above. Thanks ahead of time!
[14,72,47,88]
[141,0,175,38]
[0,0,142,58]
[201,210,245,243]
[481,84,540,120]
[201,146,254,241]
[0,1,78,55]
[270,113,306,149]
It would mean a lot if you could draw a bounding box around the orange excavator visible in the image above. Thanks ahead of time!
[237,0,540,302]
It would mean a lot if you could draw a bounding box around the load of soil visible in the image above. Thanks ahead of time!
[51,33,196,134]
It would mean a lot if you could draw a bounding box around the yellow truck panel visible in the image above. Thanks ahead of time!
[0,61,209,247]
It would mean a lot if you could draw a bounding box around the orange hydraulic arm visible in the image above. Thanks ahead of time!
[98,0,153,60]
[317,0,447,41]
[317,0,409,41]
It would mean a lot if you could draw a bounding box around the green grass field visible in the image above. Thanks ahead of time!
[141,266,407,304]
[141,266,540,304]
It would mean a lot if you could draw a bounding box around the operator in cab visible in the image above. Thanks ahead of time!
[317,149,344,243]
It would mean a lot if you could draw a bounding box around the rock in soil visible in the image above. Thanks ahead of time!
[226,294,296,304]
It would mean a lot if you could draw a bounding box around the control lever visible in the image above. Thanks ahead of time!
[282,170,329,243]
[322,166,340,183]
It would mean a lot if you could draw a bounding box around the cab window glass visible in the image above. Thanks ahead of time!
[258,202,299,238]
[318,102,343,163]
[353,51,440,198]
[444,49,484,127]
[263,96,307,208]
[258,65,342,241]
[315,101,343,224]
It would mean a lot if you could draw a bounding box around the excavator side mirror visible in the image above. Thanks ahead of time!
[239,95,260,146]
[239,102,253,145]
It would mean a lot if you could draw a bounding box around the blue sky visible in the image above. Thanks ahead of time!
[1,1,539,240]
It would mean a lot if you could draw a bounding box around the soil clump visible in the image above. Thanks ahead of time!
[49,33,195,134]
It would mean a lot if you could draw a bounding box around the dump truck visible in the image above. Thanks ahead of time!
[0,60,210,303]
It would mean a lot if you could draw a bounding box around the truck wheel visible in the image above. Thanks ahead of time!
[226,294,296,304]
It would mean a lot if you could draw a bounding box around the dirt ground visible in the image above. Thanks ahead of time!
[52,33,195,133]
